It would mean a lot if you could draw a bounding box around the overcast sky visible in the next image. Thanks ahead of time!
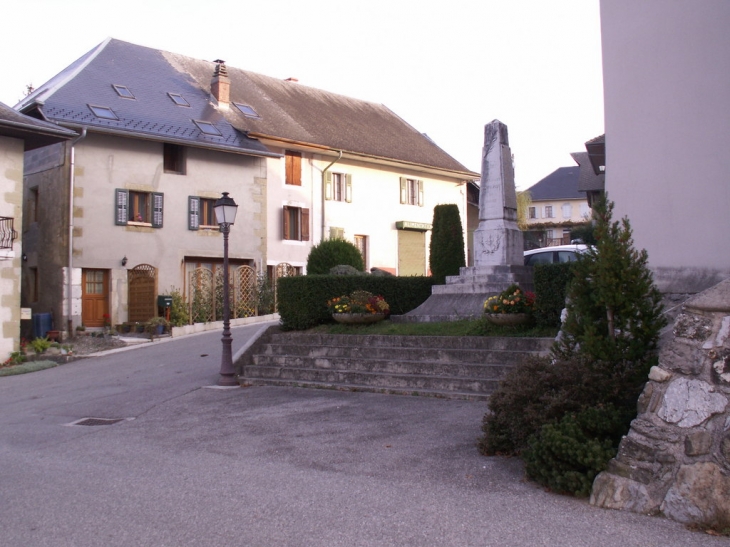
[0,0,604,190]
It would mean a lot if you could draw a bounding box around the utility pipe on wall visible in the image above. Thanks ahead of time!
[320,150,342,243]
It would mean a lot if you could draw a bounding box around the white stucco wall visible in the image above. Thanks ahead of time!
[601,0,730,291]
[0,135,23,359]
[265,149,469,275]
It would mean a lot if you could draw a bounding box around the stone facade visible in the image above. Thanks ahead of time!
[590,279,730,526]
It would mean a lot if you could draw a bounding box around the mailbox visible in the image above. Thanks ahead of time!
[157,295,173,308]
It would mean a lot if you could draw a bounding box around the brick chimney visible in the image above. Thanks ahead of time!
[211,59,230,107]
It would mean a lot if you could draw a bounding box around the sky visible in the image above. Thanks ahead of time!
[0,0,604,190]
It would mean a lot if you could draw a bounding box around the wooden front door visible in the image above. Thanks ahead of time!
[82,269,109,327]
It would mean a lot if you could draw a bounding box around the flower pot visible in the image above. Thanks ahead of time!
[332,313,386,325]
[484,313,530,326]
[155,324,165,335]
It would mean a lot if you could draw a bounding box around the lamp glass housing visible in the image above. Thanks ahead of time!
[214,192,238,225]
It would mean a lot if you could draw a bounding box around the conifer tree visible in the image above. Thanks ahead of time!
[429,204,466,284]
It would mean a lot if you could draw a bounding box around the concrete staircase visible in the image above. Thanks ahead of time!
[237,327,554,401]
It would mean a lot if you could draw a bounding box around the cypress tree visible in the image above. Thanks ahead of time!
[429,204,466,284]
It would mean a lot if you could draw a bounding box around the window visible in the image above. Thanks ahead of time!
[544,205,554,218]
[283,206,309,241]
[163,143,185,174]
[193,120,222,136]
[233,103,260,118]
[188,197,218,230]
[354,235,368,268]
[329,227,345,239]
[399,177,423,206]
[528,206,536,219]
[562,203,572,218]
[88,105,118,120]
[28,187,39,224]
[285,151,302,185]
[325,172,352,202]
[115,189,163,228]
[112,84,135,99]
[168,93,190,106]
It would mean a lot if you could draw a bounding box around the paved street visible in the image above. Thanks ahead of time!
[0,322,724,546]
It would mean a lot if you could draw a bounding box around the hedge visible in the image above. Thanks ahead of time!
[277,275,436,330]
[532,262,575,328]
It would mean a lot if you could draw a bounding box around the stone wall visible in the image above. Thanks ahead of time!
[590,279,730,526]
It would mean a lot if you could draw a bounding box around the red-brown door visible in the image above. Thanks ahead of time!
[82,269,109,327]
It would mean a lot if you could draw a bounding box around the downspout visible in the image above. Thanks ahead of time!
[67,127,87,336]
[320,150,342,243]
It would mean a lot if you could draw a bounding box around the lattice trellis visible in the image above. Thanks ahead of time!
[189,268,215,323]
[273,262,296,311]
[234,266,257,318]
[188,265,258,323]
[128,264,157,323]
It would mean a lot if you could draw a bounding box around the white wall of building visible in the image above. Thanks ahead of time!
[601,0,730,291]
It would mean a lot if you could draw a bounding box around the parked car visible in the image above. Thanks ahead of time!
[523,244,589,266]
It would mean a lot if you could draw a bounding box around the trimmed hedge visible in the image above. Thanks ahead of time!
[429,204,465,285]
[306,239,365,275]
[277,275,436,330]
[532,262,575,328]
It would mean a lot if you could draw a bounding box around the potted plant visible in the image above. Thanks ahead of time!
[145,316,170,336]
[483,284,536,326]
[326,290,390,324]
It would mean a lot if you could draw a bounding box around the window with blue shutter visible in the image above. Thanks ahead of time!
[189,196,200,230]
[115,189,128,225]
[152,193,163,228]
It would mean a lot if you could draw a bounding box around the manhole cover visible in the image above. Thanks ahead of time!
[70,418,124,427]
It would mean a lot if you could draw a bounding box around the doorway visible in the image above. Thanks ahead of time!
[81,269,109,327]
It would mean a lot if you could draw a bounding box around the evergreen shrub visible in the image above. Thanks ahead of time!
[306,239,365,275]
[532,262,575,328]
[429,204,466,284]
[277,275,435,330]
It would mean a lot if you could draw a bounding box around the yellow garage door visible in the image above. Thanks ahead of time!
[398,230,426,276]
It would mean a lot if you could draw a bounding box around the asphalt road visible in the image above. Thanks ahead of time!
[0,322,723,547]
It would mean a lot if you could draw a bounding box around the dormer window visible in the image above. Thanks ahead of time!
[88,105,118,120]
[113,85,135,99]
[233,103,260,118]
[168,93,189,106]
[193,120,222,136]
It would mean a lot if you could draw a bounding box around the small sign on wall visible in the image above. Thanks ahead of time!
[21,308,32,320]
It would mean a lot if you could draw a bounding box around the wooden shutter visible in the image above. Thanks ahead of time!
[417,180,424,207]
[115,189,128,225]
[286,151,302,185]
[329,227,344,239]
[301,208,310,241]
[152,192,164,228]
[324,171,332,200]
[345,174,353,203]
[399,177,407,204]
[188,196,200,230]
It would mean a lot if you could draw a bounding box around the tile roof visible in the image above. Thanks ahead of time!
[18,38,476,176]
[525,166,583,200]
[570,151,605,192]
[0,100,77,149]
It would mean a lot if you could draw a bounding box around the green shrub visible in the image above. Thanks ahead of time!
[306,239,365,275]
[256,274,276,315]
[429,204,466,284]
[532,262,575,328]
[167,287,189,327]
[478,355,618,456]
[277,275,435,330]
[30,337,52,354]
[570,223,596,245]
[523,404,633,497]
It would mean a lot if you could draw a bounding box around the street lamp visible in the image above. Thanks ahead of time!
[214,192,239,386]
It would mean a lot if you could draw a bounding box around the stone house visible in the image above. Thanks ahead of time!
[15,38,477,336]
[0,101,75,357]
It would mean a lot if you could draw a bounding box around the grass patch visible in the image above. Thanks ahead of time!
[0,360,58,377]
[306,318,558,337]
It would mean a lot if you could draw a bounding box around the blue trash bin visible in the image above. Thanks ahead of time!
[32,313,53,339]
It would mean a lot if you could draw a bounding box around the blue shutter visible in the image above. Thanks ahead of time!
[188,196,200,230]
[152,192,164,228]
[115,189,128,225]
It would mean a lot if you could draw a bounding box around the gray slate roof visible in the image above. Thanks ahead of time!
[18,38,475,176]
[570,151,605,192]
[0,100,76,150]
[525,166,583,200]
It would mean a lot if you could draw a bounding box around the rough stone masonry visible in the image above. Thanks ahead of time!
[590,279,730,525]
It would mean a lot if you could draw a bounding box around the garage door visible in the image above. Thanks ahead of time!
[398,230,426,276]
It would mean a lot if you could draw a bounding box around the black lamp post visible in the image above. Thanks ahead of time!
[214,192,239,386]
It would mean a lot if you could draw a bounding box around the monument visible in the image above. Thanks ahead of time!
[392,120,532,323]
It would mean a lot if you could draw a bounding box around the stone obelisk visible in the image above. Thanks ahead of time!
[392,120,532,322]
[473,120,524,266]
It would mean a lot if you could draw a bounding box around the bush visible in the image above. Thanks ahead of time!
[256,274,276,315]
[277,275,435,330]
[429,204,466,284]
[29,337,52,354]
[167,287,189,327]
[478,355,621,456]
[532,262,575,327]
[306,239,365,275]
[523,404,633,497]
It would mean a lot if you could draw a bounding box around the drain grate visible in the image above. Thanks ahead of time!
[71,418,124,427]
